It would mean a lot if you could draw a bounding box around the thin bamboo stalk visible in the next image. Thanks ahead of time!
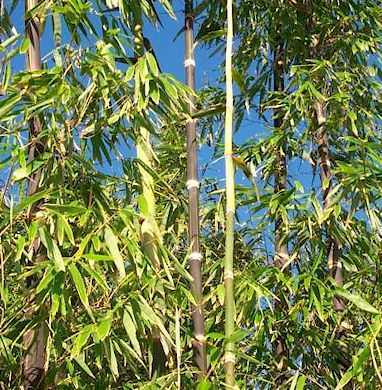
[314,102,344,311]
[134,15,166,375]
[184,0,207,375]
[23,1,48,388]
[224,0,236,387]
[273,44,288,270]
[273,43,289,370]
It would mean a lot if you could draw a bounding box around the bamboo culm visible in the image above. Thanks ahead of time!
[224,0,236,387]
[134,16,166,376]
[314,102,345,311]
[23,1,48,388]
[184,0,207,375]
[273,42,289,371]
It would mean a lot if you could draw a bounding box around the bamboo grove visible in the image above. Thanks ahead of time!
[0,1,381,389]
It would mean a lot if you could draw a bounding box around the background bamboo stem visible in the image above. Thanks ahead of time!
[224,0,236,387]
[273,42,289,371]
[23,1,48,388]
[314,102,345,312]
[134,14,166,376]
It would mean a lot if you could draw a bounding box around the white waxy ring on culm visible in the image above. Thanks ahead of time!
[224,271,234,280]
[184,58,196,67]
[224,352,236,364]
[194,334,206,342]
[186,179,200,190]
[189,252,202,261]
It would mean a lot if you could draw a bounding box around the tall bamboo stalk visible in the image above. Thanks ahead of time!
[314,102,344,311]
[273,44,288,270]
[134,14,166,375]
[273,42,289,370]
[184,0,207,375]
[224,0,236,387]
[23,1,48,388]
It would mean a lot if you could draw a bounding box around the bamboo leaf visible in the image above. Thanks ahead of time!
[73,354,95,379]
[68,263,89,310]
[97,313,112,341]
[71,325,93,357]
[104,227,126,280]
[109,340,119,377]
[335,289,379,314]
[123,310,142,358]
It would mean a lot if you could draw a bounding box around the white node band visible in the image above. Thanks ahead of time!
[189,252,202,261]
[224,352,236,364]
[194,334,206,342]
[224,271,234,280]
[184,58,196,67]
[186,179,200,190]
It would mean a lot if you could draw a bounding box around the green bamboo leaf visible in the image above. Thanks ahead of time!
[146,52,159,77]
[19,37,30,53]
[335,289,379,314]
[50,273,63,319]
[36,267,55,294]
[297,375,306,390]
[0,94,21,118]
[97,314,112,341]
[45,204,87,216]
[104,227,126,280]
[139,297,172,346]
[58,215,75,245]
[51,240,65,272]
[73,354,95,379]
[68,263,89,310]
[12,155,47,182]
[80,262,109,291]
[15,236,25,261]
[335,370,353,390]
[39,227,65,272]
[109,340,119,377]
[71,325,93,357]
[123,310,142,358]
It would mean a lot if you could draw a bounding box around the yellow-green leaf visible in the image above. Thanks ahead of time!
[123,310,142,358]
[104,227,126,280]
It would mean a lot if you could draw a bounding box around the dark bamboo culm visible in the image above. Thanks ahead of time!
[314,102,345,311]
[184,0,207,375]
[273,42,289,371]
[23,1,48,389]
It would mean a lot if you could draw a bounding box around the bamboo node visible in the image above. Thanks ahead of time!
[223,352,236,364]
[194,333,206,342]
[184,58,196,67]
[189,252,202,261]
[224,271,234,280]
[186,179,200,190]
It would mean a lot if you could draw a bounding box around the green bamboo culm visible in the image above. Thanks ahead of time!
[224,0,236,387]
[133,13,166,376]
[184,0,207,375]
